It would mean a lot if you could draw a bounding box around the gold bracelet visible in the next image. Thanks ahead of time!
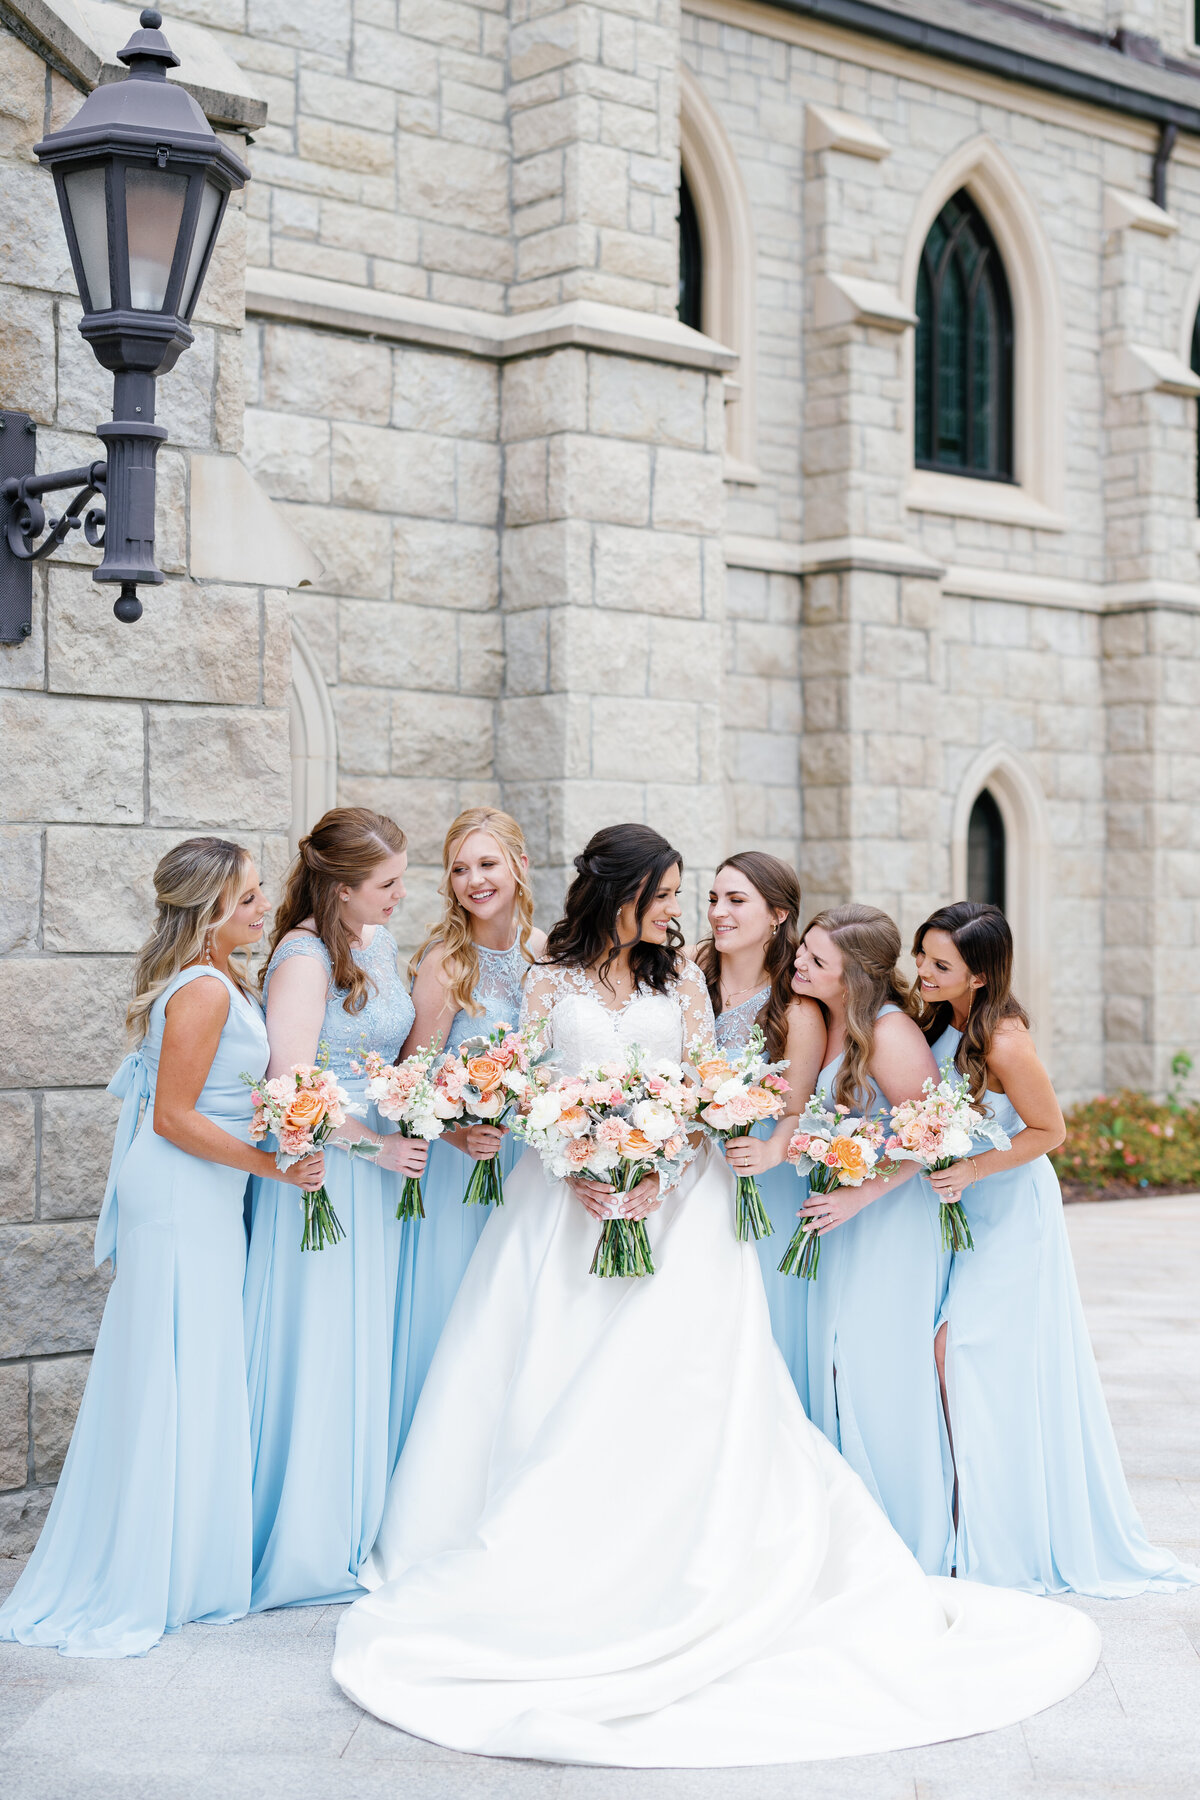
[968,1156,980,1187]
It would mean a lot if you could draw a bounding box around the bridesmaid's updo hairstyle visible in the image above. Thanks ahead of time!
[802,903,917,1113]
[543,823,684,996]
[268,807,407,1015]
[408,807,536,1017]
[127,837,252,1043]
[697,851,801,1063]
[912,901,1029,1102]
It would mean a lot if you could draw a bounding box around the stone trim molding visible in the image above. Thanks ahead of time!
[899,134,1066,527]
[1111,344,1200,397]
[1102,187,1178,236]
[804,103,891,159]
[244,269,738,374]
[289,624,338,852]
[679,66,760,480]
[949,741,1053,1047]
[813,272,917,332]
[723,533,946,576]
[1,0,268,129]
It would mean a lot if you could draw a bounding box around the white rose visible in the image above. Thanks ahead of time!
[630,1098,677,1143]
[527,1091,564,1131]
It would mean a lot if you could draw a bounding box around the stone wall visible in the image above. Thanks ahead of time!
[0,27,290,1550]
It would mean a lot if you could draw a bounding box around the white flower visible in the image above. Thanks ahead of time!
[630,1099,677,1143]
[712,1076,744,1106]
[941,1125,973,1159]
[431,1091,462,1119]
[504,1070,528,1094]
[527,1091,564,1131]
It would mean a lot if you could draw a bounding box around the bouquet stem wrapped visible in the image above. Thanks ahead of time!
[590,1165,657,1278]
[242,1054,378,1252]
[687,1028,790,1243]
[778,1098,887,1281]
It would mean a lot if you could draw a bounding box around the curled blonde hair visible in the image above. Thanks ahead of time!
[127,837,252,1043]
[268,808,407,1015]
[409,807,536,1017]
[803,903,918,1112]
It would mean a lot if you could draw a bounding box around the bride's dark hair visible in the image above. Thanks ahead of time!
[542,823,685,995]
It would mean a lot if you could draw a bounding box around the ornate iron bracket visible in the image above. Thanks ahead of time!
[0,412,108,644]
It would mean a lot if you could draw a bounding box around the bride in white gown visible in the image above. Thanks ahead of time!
[332,825,1100,1767]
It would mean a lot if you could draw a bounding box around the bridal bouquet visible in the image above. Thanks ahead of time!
[431,1017,551,1207]
[242,1055,378,1252]
[884,1070,1012,1252]
[687,1027,790,1242]
[778,1099,887,1281]
[353,1046,445,1220]
[515,1047,697,1278]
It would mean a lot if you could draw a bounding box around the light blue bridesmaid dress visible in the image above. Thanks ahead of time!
[933,1023,1198,1595]
[714,987,809,1411]
[392,939,528,1464]
[804,1005,953,1574]
[0,967,266,1657]
[243,927,416,1610]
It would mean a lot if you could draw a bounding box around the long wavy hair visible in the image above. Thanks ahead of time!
[913,901,1029,1101]
[408,807,537,1016]
[127,837,252,1043]
[696,851,801,1063]
[542,823,684,995]
[803,903,918,1112]
[267,808,407,1015]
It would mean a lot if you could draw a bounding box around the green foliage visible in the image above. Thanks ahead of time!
[1053,1068,1200,1192]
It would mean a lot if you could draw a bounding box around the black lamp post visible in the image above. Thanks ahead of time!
[0,10,249,639]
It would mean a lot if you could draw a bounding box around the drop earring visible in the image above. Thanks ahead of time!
[203,931,215,967]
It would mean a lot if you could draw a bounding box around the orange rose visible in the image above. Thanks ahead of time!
[697,1058,734,1088]
[466,1054,504,1094]
[283,1087,326,1134]
[746,1085,778,1119]
[828,1135,868,1181]
[623,1127,655,1156]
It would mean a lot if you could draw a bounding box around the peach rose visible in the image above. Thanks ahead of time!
[623,1127,655,1157]
[283,1087,326,1135]
[697,1058,735,1088]
[467,1054,504,1094]
[828,1135,868,1181]
[558,1104,590,1137]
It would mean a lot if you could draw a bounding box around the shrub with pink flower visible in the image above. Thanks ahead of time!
[514,1047,698,1278]
[241,1048,377,1252]
[686,1025,790,1242]
[352,1046,445,1220]
[430,1017,552,1208]
[884,1070,1011,1252]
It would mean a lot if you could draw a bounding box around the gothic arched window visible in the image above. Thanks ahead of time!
[1191,307,1200,514]
[678,168,703,333]
[967,788,1006,912]
[915,190,1013,480]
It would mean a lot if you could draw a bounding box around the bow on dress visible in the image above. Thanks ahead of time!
[94,1049,152,1270]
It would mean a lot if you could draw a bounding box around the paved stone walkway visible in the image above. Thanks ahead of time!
[2,1195,1198,1800]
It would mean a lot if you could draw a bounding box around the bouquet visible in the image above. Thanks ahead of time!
[353,1046,445,1219]
[885,1069,1012,1252]
[431,1018,551,1208]
[687,1027,790,1241]
[243,1054,378,1252]
[778,1098,887,1280]
[515,1046,697,1278]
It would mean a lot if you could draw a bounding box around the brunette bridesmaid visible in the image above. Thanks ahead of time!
[243,808,427,1610]
[392,807,545,1462]
[0,840,323,1656]
[916,900,1198,1595]
[794,905,953,1574]
[692,852,824,1407]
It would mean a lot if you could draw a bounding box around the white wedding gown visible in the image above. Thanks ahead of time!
[332,963,1100,1767]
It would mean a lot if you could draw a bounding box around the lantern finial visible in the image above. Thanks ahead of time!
[117,9,181,75]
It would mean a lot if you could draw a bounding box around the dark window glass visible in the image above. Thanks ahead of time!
[1191,308,1200,515]
[967,789,1006,913]
[678,169,703,333]
[915,190,1013,481]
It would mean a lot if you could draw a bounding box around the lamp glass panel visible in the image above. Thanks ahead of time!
[63,166,111,311]
[124,166,188,310]
[179,180,222,317]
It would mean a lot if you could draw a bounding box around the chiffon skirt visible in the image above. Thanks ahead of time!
[332,1144,1099,1766]
[0,1119,252,1657]
[747,1121,810,1413]
[806,1177,953,1573]
[391,1129,520,1467]
[244,1100,417,1610]
[943,1157,1199,1596]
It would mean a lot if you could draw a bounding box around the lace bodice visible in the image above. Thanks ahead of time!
[445,940,529,1053]
[263,927,415,1081]
[519,960,715,1074]
[714,986,770,1055]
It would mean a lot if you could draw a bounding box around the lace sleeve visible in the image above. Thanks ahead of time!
[262,931,332,1003]
[674,957,716,1053]
[518,963,562,1052]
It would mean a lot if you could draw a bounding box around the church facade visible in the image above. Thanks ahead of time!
[3,0,1200,1541]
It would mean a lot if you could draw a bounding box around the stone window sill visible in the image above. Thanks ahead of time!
[906,468,1067,533]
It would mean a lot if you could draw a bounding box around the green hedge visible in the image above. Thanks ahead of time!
[1051,1053,1200,1193]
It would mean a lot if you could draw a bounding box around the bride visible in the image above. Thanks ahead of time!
[332,824,1100,1767]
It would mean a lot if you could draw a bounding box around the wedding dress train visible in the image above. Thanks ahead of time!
[332,964,1100,1766]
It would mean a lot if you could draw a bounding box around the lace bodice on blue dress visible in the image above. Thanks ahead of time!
[714,986,771,1056]
[444,940,529,1053]
[263,927,415,1080]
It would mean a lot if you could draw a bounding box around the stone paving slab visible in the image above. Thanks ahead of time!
[2,1195,1199,1800]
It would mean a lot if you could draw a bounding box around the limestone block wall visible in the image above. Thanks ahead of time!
[0,28,291,1551]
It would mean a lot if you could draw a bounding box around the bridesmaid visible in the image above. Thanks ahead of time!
[915,900,1198,1595]
[392,807,545,1461]
[0,839,323,1657]
[691,852,824,1407]
[243,808,427,1610]
[794,904,953,1574]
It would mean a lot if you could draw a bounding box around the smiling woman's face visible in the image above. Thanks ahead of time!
[708,866,781,960]
[618,864,682,947]
[914,927,981,1012]
[791,924,844,1006]
[449,830,521,931]
[214,859,270,957]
